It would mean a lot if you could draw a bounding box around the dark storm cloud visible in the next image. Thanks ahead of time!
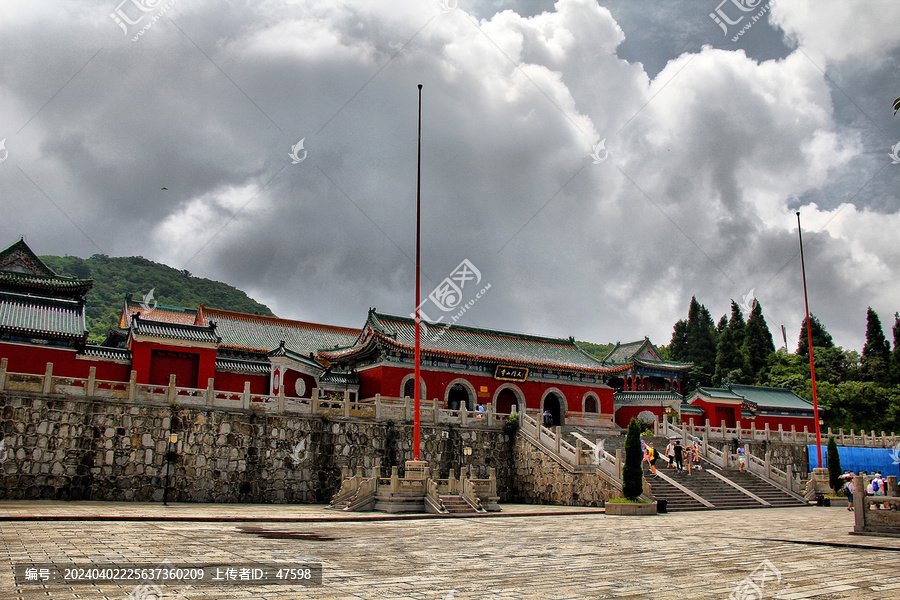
[1,0,899,352]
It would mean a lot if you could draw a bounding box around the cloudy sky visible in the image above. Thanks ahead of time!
[2,0,899,353]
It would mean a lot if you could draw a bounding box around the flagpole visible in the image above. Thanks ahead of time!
[413,84,423,462]
[797,212,823,468]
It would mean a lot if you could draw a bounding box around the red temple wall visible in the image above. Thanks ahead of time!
[0,342,131,381]
[130,340,216,386]
[358,363,612,412]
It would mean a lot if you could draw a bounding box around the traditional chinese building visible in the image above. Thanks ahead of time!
[318,309,629,427]
[602,337,693,393]
[683,383,816,431]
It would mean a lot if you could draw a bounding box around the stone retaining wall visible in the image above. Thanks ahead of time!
[0,392,514,503]
[511,436,618,506]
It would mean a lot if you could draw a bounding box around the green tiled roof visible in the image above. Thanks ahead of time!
[321,310,630,374]
[320,371,360,386]
[216,357,270,375]
[0,291,86,340]
[131,316,220,345]
[203,308,359,355]
[603,339,649,363]
[0,240,92,299]
[726,384,814,411]
[268,342,323,370]
[692,387,744,401]
[603,338,693,372]
[81,345,131,361]
[614,390,684,406]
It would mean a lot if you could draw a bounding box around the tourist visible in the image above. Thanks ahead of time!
[674,440,684,471]
[684,441,693,475]
[691,438,702,469]
[737,447,746,472]
[648,443,658,476]
[844,474,856,512]
[542,410,551,427]
[665,440,675,469]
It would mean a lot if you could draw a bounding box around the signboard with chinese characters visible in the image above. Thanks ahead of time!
[494,365,528,382]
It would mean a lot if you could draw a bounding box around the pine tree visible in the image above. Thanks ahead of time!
[686,297,717,386]
[622,418,644,501]
[670,320,688,362]
[861,307,891,385]
[716,315,728,334]
[797,314,834,356]
[742,300,775,382]
[827,436,842,493]
[728,301,746,349]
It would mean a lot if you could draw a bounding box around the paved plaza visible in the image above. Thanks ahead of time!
[0,502,898,599]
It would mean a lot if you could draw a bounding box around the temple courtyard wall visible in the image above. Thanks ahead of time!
[0,392,518,504]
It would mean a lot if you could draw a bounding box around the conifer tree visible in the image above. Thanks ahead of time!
[861,307,891,385]
[716,315,728,334]
[728,301,746,349]
[622,418,644,501]
[827,436,842,493]
[797,314,834,356]
[742,300,775,381]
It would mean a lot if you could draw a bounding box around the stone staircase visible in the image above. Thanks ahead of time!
[645,459,808,512]
[435,494,483,515]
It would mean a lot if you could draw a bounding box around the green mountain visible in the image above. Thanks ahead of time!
[577,341,615,360]
[41,254,275,343]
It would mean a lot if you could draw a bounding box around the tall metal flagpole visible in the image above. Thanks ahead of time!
[413,84,423,462]
[797,212,823,468]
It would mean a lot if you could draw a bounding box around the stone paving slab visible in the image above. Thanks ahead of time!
[0,501,603,521]
[0,504,898,599]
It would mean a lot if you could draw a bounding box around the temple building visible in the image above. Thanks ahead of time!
[682,384,816,431]
[0,238,691,432]
[601,337,693,393]
[318,309,631,427]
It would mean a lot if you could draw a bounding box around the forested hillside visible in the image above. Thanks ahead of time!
[41,254,275,342]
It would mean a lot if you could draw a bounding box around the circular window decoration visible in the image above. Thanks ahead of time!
[294,378,306,397]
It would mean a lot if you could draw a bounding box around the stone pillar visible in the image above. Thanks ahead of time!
[87,367,97,397]
[432,398,439,423]
[167,374,177,403]
[42,362,53,394]
[312,388,319,414]
[278,382,286,413]
[460,405,468,426]
[390,466,400,493]
[0,357,7,389]
[887,476,898,497]
[242,381,251,410]
[206,377,214,407]
[375,394,382,420]
[853,475,865,530]
[128,370,137,401]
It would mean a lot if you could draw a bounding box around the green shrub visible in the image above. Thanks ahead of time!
[827,435,842,492]
[622,418,644,501]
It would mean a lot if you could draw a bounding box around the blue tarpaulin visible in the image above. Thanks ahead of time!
[810,444,900,477]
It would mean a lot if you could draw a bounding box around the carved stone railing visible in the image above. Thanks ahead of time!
[0,360,509,427]
[853,475,900,536]
[657,416,898,449]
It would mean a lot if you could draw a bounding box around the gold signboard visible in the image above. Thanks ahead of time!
[494,365,528,382]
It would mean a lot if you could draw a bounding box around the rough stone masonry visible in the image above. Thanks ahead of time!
[0,392,518,504]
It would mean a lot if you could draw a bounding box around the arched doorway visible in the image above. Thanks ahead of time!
[542,392,564,427]
[447,383,473,410]
[583,393,598,413]
[495,388,519,414]
[400,375,425,400]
